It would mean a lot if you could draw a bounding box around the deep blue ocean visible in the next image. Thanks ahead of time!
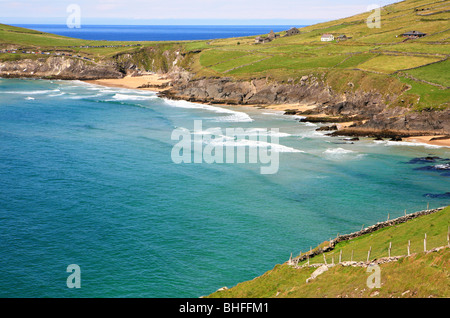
[0,78,449,297]
[12,24,299,41]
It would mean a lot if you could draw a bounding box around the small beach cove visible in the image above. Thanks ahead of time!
[83,75,450,149]
[1,77,449,297]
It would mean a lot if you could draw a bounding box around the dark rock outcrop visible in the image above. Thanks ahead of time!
[160,75,450,135]
[159,76,332,106]
[0,56,123,80]
[1,53,448,136]
[316,125,338,131]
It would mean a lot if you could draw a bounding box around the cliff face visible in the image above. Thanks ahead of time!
[161,74,450,134]
[161,74,331,105]
[0,56,123,80]
[1,55,448,135]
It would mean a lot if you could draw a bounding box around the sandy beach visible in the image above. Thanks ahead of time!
[263,103,318,113]
[86,76,321,112]
[85,75,450,148]
[404,135,450,148]
[85,74,171,92]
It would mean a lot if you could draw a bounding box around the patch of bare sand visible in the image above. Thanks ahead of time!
[337,120,368,130]
[264,103,318,112]
[85,74,171,92]
[404,135,450,147]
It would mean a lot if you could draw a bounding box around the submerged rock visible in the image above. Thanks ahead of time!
[407,156,441,164]
[423,192,450,198]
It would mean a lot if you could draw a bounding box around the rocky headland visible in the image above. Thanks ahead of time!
[1,54,449,142]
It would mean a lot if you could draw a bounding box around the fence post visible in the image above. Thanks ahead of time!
[323,253,327,265]
[424,233,427,252]
[388,242,392,258]
[447,226,450,247]
[447,226,449,248]
[339,250,342,263]
[351,250,354,262]
[427,202,429,210]
[387,213,390,221]
[407,240,411,256]
[404,209,406,217]
[367,246,372,262]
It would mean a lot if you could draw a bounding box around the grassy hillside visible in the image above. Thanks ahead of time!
[184,0,449,111]
[206,206,450,298]
[1,0,449,110]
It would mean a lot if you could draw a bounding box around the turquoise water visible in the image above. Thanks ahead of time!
[0,78,449,297]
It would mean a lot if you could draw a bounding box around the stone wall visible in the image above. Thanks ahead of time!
[292,207,446,264]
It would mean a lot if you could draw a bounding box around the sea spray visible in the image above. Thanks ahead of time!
[171,120,292,174]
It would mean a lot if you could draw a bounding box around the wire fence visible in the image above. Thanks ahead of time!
[289,206,449,267]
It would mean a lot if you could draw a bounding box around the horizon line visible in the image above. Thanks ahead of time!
[1,18,323,26]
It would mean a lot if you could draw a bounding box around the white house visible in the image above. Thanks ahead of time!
[321,33,334,41]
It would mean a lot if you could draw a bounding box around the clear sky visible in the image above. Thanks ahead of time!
[1,0,400,25]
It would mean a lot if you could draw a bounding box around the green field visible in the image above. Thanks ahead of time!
[206,206,450,298]
[357,55,442,74]
[1,0,449,299]
[179,0,450,110]
[405,59,450,87]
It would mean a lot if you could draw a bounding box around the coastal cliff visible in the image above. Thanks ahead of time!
[2,54,447,136]
[0,56,123,80]
[160,73,450,135]
[1,52,448,136]
[1,0,449,138]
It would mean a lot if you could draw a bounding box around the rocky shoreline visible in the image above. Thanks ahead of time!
[157,73,450,138]
[1,56,449,142]
[0,56,122,80]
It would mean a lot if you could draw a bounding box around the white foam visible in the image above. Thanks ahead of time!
[237,128,291,138]
[25,96,35,100]
[208,137,304,153]
[67,94,103,100]
[323,147,365,160]
[164,99,253,123]
[324,147,355,155]
[4,89,60,95]
[261,110,286,116]
[262,112,282,115]
[68,80,157,95]
[302,122,317,127]
[376,140,444,149]
[111,93,158,101]
[298,129,329,139]
[48,92,66,97]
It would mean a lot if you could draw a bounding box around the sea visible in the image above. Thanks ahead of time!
[0,26,449,298]
[12,24,299,41]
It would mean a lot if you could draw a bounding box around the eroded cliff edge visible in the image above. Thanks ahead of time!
[0,56,123,80]
[160,72,450,136]
[1,55,449,136]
